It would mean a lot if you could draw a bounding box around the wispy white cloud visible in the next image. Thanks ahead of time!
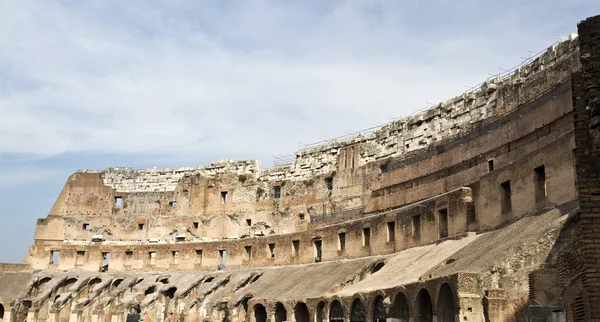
[0,0,597,162]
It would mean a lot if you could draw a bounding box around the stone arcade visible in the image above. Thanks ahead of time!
[1,15,600,322]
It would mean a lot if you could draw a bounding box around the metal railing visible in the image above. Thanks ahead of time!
[272,39,566,166]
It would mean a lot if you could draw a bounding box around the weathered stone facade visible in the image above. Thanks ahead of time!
[0,16,599,322]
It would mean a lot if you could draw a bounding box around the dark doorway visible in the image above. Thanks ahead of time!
[254,304,267,322]
[350,299,366,322]
[416,289,433,322]
[275,302,287,322]
[330,300,344,321]
[314,239,322,263]
[294,302,309,322]
[439,208,448,239]
[372,295,386,322]
[389,292,409,322]
[437,284,455,322]
[316,302,325,322]
[534,165,547,203]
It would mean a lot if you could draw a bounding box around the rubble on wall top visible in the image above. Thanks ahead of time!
[294,35,579,157]
[76,36,579,191]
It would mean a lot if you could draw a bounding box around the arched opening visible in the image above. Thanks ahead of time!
[372,296,386,322]
[294,302,309,322]
[415,289,433,322]
[389,292,409,322]
[0,303,4,320]
[112,278,124,290]
[275,302,287,322]
[316,302,325,322]
[350,298,366,322]
[371,262,385,274]
[61,277,78,292]
[253,304,267,322]
[329,300,344,321]
[87,278,102,297]
[37,277,52,294]
[437,284,455,322]
[144,286,155,296]
[240,296,252,315]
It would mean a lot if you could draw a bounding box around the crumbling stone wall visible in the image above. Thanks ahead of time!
[573,15,600,321]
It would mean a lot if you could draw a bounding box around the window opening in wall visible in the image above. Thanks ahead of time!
[350,146,355,168]
[114,197,122,209]
[501,180,512,214]
[50,250,60,264]
[534,165,547,203]
[273,186,281,200]
[292,240,299,257]
[0,303,4,320]
[344,150,348,169]
[488,159,494,172]
[125,251,133,265]
[138,223,144,230]
[268,243,276,259]
[149,252,156,265]
[193,222,199,229]
[338,232,346,252]
[245,246,252,261]
[219,250,226,270]
[362,227,371,247]
[412,215,421,240]
[314,240,322,263]
[169,201,177,208]
[439,208,449,239]
[82,223,89,230]
[76,251,85,265]
[221,191,229,204]
[387,221,396,243]
[101,252,110,272]
[325,177,333,191]
[298,213,305,220]
[246,219,252,226]
[195,250,203,264]
[172,251,179,265]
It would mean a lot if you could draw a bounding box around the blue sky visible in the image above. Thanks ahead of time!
[0,1,598,263]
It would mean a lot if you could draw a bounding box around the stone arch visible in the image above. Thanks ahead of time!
[36,276,53,295]
[87,277,102,296]
[274,302,287,322]
[372,295,386,322]
[294,302,309,322]
[329,300,344,321]
[0,303,4,320]
[239,295,253,315]
[389,292,409,321]
[415,289,433,322]
[437,283,455,322]
[111,278,124,290]
[350,298,366,322]
[253,304,267,322]
[316,301,326,322]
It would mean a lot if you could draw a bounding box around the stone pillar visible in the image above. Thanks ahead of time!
[483,289,510,322]
[575,14,600,321]
[458,294,484,322]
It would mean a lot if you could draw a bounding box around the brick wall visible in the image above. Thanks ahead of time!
[574,14,600,321]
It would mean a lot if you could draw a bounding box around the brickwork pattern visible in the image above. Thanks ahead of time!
[575,15,600,321]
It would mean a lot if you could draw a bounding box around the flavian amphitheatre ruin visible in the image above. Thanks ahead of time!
[1,14,600,322]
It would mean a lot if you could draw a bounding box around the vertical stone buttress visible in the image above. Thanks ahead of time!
[575,15,600,321]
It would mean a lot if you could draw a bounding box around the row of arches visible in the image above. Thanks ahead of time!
[252,284,455,322]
